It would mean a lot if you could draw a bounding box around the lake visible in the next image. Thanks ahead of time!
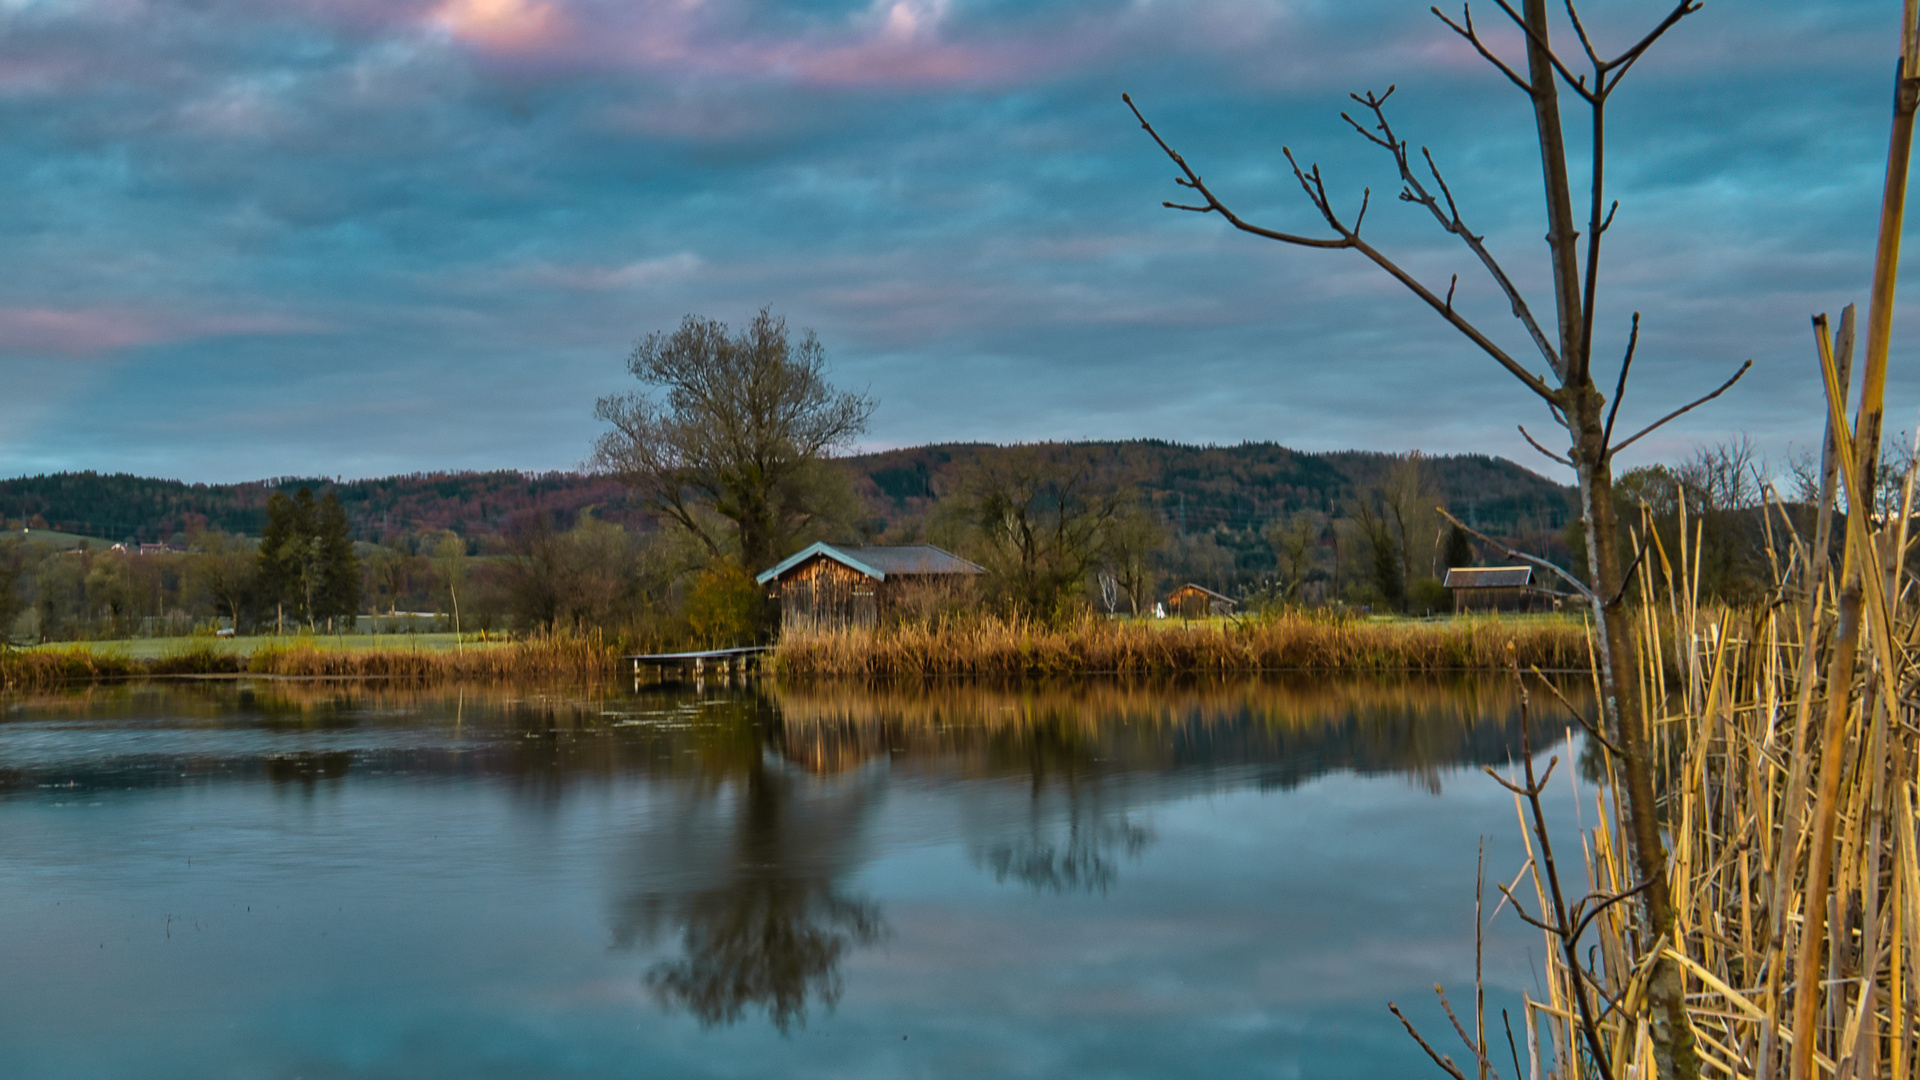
[0,675,1596,1079]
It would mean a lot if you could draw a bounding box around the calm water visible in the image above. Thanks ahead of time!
[0,676,1593,1079]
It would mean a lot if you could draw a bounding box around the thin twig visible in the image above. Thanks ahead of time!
[1391,1002,1473,1080]
[1608,358,1756,458]
[1528,664,1623,756]
[1600,311,1640,453]
[1518,424,1572,467]
[1431,6,1533,95]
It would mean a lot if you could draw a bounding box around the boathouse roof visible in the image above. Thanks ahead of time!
[1168,582,1237,604]
[1443,566,1533,589]
[756,542,984,585]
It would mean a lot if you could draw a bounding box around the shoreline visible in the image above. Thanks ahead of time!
[1,614,1597,691]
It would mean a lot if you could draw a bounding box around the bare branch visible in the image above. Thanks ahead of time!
[1389,1003,1473,1080]
[1562,0,1603,72]
[1606,531,1648,608]
[1438,507,1598,604]
[1603,1,1704,83]
[1445,273,1459,314]
[1126,92,1562,406]
[1494,881,1557,931]
[1600,311,1640,453]
[1527,664,1622,755]
[1343,93,1566,378]
[1123,95,1353,249]
[1487,0,1598,102]
[1568,878,1655,944]
[1607,358,1756,458]
[1518,424,1572,467]
[1430,6,1533,95]
[1599,199,1619,234]
[1436,985,1503,1079]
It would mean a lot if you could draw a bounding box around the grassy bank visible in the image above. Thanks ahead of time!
[0,633,618,692]
[772,612,1593,678]
[26,631,481,660]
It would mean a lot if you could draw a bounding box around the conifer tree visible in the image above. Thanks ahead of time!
[314,493,359,628]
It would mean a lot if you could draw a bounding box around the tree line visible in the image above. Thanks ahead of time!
[0,309,1792,646]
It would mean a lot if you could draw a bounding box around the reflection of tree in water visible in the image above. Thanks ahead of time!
[980,798,1154,894]
[972,715,1157,894]
[612,701,886,1033]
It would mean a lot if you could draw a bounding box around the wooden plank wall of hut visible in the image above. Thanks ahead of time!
[1453,587,1530,614]
[778,558,877,631]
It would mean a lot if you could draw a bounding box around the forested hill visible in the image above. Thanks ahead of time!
[0,471,644,545]
[854,442,1575,539]
[0,441,1575,546]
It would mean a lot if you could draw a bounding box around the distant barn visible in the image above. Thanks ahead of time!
[1444,566,1551,614]
[1166,583,1238,618]
[757,542,984,631]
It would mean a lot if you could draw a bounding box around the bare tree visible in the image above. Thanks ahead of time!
[1126,2,1739,1072]
[592,308,874,575]
[1105,502,1168,615]
[1265,508,1325,602]
[184,529,253,631]
[937,445,1127,619]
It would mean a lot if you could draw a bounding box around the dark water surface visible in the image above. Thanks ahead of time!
[0,677,1593,1079]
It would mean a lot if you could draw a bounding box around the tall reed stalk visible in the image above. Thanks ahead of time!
[1419,11,1920,1075]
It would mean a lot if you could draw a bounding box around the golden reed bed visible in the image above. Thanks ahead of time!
[0,633,617,692]
[770,613,1593,679]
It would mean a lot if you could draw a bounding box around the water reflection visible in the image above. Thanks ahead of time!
[611,750,887,1029]
[0,674,1587,1044]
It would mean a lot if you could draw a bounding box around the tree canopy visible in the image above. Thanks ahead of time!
[592,308,874,574]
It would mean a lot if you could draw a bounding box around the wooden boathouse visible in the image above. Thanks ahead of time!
[1166,583,1238,618]
[1444,566,1550,613]
[756,542,985,631]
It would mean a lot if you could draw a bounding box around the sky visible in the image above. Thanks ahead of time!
[0,0,1904,484]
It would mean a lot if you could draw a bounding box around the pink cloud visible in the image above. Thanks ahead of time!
[417,0,1097,90]
[0,307,322,358]
[429,0,568,54]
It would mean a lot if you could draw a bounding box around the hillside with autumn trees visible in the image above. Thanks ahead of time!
[0,441,1574,552]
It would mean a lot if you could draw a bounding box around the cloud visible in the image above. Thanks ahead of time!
[0,0,1902,481]
[0,307,322,358]
[430,0,566,53]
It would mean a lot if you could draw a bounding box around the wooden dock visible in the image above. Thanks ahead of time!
[623,645,770,681]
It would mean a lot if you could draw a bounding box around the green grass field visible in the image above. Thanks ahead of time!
[11,528,123,550]
[27,632,499,660]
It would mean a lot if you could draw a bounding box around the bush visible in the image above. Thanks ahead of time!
[1408,577,1450,615]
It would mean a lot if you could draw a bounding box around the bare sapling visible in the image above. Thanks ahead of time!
[1124,2,1764,1072]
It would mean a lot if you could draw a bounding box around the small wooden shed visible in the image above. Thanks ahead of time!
[1445,566,1543,613]
[757,542,984,632]
[1167,583,1238,618]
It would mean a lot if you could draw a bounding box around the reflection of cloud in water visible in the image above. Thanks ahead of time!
[609,755,888,1033]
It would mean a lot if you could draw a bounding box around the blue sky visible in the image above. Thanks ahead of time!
[0,0,1902,483]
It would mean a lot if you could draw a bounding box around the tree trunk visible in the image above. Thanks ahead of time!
[1571,387,1696,1078]
[1523,0,1694,1072]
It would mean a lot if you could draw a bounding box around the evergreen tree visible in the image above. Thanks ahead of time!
[1369,528,1406,611]
[314,493,360,627]
[257,488,320,628]
[1442,524,1475,572]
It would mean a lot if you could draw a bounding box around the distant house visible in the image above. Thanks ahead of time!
[1166,583,1238,618]
[1444,566,1550,613]
[757,542,985,632]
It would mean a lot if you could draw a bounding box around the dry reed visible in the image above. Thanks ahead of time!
[1488,458,1920,1077]
[771,612,1592,679]
[0,632,620,692]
